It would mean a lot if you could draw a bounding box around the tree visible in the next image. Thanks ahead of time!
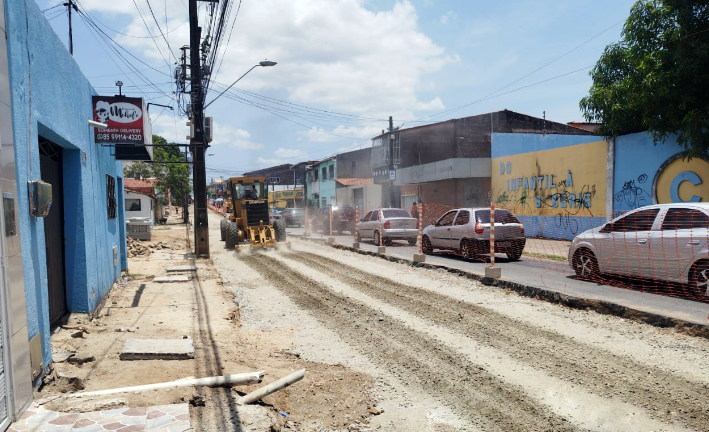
[123,161,151,179]
[150,134,192,207]
[580,0,709,156]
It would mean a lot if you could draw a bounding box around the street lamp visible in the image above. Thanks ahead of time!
[203,60,277,109]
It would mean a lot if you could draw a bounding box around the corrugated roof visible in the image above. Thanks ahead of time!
[335,178,373,186]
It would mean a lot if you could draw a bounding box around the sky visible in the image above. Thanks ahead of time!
[38,0,637,180]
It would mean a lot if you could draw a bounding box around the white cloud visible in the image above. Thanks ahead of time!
[256,157,284,165]
[83,0,454,122]
[210,124,262,149]
[439,11,455,25]
[274,148,304,158]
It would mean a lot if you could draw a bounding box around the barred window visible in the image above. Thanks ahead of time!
[107,175,117,219]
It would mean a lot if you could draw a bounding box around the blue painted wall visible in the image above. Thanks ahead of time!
[613,132,709,216]
[6,0,127,366]
[318,159,336,207]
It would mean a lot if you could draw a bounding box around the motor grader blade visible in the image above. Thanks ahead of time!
[247,223,277,247]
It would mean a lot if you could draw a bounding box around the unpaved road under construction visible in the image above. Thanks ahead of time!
[210,225,709,431]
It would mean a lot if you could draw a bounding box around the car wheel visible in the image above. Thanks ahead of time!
[573,249,599,280]
[691,261,709,297]
[374,230,381,246]
[422,235,433,255]
[462,239,475,260]
[384,238,393,246]
[506,240,524,261]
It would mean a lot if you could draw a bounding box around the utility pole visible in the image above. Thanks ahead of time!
[189,0,210,257]
[388,116,395,208]
[64,0,78,55]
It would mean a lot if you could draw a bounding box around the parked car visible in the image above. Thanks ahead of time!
[281,208,305,227]
[312,205,356,234]
[358,208,418,245]
[568,203,709,295]
[422,208,526,260]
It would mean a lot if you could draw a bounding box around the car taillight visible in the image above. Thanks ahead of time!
[285,214,291,218]
[521,226,525,235]
[384,221,390,229]
[475,222,484,234]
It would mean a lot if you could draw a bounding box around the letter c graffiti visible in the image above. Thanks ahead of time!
[670,171,702,203]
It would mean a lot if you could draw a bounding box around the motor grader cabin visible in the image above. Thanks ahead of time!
[220,177,286,248]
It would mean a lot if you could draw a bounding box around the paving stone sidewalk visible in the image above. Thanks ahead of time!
[9,402,190,432]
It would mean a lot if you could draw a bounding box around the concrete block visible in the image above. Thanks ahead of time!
[166,266,197,273]
[413,253,426,263]
[120,339,195,361]
[327,237,335,244]
[377,246,386,254]
[352,242,360,249]
[153,275,190,283]
[485,266,502,279]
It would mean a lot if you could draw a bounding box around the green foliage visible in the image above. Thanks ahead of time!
[151,134,191,205]
[580,0,709,156]
[123,161,151,179]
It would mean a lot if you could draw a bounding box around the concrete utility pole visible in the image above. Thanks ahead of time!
[388,116,395,208]
[189,0,210,257]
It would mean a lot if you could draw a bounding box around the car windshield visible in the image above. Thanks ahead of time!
[233,182,265,199]
[475,210,519,224]
[383,209,411,218]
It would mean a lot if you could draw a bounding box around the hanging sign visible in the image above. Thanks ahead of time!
[92,96,145,144]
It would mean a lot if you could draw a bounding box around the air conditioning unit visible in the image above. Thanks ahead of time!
[204,116,213,143]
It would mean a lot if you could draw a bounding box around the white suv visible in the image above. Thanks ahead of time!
[568,203,709,296]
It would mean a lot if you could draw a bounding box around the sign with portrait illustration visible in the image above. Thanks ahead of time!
[92,96,145,144]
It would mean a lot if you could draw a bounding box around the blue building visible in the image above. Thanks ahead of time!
[0,0,132,423]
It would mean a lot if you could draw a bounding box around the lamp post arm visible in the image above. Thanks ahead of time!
[204,65,259,110]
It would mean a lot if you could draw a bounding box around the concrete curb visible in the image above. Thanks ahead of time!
[293,234,709,340]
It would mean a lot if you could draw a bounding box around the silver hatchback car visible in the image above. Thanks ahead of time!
[357,208,418,245]
[422,208,526,260]
[568,203,709,296]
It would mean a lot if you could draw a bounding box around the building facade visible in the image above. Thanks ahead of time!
[0,0,130,419]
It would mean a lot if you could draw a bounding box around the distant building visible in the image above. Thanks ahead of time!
[371,110,592,210]
[305,147,373,209]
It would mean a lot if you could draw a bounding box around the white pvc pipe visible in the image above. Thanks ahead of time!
[69,371,265,398]
[237,369,305,405]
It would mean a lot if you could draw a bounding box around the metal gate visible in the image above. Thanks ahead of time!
[39,138,67,325]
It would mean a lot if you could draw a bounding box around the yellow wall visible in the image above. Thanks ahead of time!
[491,140,607,218]
[655,156,709,204]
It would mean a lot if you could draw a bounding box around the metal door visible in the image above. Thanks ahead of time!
[353,188,364,217]
[39,138,67,325]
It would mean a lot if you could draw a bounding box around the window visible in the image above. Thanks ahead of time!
[106,175,117,219]
[329,165,334,178]
[603,208,659,232]
[475,209,519,224]
[661,209,709,230]
[126,199,141,212]
[436,211,457,227]
[372,210,380,221]
[321,197,327,207]
[363,211,372,221]
[314,170,319,181]
[383,209,411,218]
[454,210,470,225]
[322,167,327,180]
[351,161,356,168]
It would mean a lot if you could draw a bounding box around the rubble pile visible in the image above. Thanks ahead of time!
[127,237,152,258]
[150,241,172,250]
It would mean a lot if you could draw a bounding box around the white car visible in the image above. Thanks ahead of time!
[568,203,709,296]
[358,208,418,245]
[422,208,526,260]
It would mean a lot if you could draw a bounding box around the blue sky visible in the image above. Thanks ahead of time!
[38,0,636,180]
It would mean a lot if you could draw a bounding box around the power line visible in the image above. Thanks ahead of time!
[144,0,179,64]
[131,0,173,73]
[74,2,188,39]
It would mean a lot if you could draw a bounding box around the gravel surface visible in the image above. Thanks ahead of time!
[212,219,709,431]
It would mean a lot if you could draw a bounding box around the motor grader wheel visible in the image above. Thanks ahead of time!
[229,222,240,249]
[220,219,227,241]
[273,220,286,242]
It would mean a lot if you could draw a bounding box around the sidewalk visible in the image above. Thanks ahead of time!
[19,213,278,432]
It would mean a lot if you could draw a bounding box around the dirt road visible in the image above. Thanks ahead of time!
[209,212,709,431]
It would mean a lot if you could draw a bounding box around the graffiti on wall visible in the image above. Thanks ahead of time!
[614,174,650,210]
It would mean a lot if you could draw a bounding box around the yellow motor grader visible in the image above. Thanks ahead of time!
[219,176,286,249]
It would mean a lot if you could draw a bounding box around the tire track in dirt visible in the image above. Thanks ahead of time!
[287,251,709,432]
[239,253,584,432]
